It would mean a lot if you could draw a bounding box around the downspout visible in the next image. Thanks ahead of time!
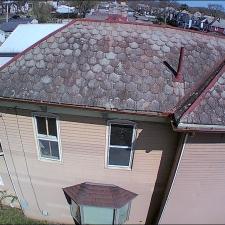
[156,133,188,224]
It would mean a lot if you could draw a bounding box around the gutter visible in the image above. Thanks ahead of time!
[0,97,171,118]
[174,121,225,132]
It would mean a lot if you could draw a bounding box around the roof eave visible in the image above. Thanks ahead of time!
[0,96,171,118]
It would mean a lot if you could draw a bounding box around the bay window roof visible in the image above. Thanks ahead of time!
[63,182,137,208]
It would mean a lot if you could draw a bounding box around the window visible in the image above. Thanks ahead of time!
[107,122,136,168]
[34,115,61,161]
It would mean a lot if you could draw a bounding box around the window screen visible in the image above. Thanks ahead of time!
[108,123,135,168]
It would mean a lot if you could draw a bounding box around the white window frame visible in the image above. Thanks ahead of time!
[32,113,62,162]
[105,120,136,170]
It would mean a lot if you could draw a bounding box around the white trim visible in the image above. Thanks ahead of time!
[158,133,188,224]
[105,120,137,170]
[32,112,63,163]
[178,122,225,131]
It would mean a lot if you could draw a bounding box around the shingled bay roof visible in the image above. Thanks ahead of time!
[63,182,137,208]
[1,19,225,127]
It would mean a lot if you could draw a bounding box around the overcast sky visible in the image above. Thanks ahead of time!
[178,1,225,8]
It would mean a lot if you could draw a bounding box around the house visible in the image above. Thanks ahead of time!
[0,23,64,67]
[0,18,225,224]
[0,16,38,38]
[209,18,225,34]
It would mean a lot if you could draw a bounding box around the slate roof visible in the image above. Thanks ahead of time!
[63,182,137,208]
[1,19,225,127]
[178,65,225,126]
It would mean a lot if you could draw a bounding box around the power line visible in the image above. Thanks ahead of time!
[0,114,26,202]
[15,108,43,214]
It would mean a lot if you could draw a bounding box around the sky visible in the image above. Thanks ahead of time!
[178,1,225,8]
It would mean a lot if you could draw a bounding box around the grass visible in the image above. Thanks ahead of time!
[0,206,47,224]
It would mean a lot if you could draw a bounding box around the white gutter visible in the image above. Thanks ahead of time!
[158,133,188,224]
[177,122,225,131]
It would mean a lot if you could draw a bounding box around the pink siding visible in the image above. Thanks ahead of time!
[160,133,225,224]
[0,109,178,224]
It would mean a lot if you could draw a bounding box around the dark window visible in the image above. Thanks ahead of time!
[48,118,57,137]
[36,116,47,135]
[108,123,135,168]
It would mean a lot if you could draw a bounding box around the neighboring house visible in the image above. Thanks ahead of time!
[209,18,225,34]
[0,17,37,38]
[0,23,64,67]
[0,18,225,225]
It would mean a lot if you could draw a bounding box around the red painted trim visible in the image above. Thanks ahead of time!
[182,65,225,116]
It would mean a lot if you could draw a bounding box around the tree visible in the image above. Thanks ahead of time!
[70,0,98,18]
[31,1,53,23]
[208,4,224,17]
[179,4,189,11]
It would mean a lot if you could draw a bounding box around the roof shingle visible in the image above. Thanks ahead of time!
[1,19,225,126]
[63,182,137,208]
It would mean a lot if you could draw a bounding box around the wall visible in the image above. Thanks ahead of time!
[0,108,178,224]
[159,133,225,224]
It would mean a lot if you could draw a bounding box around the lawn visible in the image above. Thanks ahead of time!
[0,206,47,224]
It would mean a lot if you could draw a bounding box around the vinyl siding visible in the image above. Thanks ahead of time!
[0,109,178,224]
[159,133,225,224]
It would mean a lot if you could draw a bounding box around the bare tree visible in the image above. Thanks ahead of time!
[70,0,98,18]
[31,1,53,23]
[208,4,224,17]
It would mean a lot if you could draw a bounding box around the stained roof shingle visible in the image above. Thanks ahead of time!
[1,19,225,126]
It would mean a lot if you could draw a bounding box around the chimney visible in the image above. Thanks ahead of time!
[176,47,185,81]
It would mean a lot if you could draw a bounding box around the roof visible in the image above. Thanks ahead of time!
[1,19,225,128]
[63,182,137,208]
[0,24,64,66]
[177,64,225,126]
[0,18,33,32]
[211,19,225,29]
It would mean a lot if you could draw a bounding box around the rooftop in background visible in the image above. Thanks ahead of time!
[0,23,64,66]
[0,17,36,33]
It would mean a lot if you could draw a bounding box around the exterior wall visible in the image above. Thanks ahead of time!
[0,156,19,207]
[159,133,225,224]
[0,108,178,224]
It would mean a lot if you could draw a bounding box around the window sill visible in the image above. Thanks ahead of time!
[38,157,62,164]
[105,165,132,171]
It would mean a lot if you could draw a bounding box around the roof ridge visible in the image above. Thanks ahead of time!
[174,58,225,125]
[1,17,225,72]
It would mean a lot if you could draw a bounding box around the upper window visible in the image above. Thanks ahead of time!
[34,115,61,161]
[107,122,136,169]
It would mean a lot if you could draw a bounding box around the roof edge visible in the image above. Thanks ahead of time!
[174,58,225,123]
[0,96,171,118]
